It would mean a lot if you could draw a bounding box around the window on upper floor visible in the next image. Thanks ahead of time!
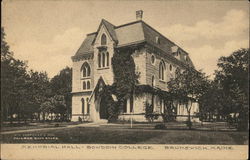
[102,52,105,67]
[81,62,91,78]
[152,75,155,87]
[98,53,101,68]
[106,52,109,66]
[83,81,86,90]
[98,51,110,69]
[169,64,172,72]
[101,34,107,45]
[87,81,90,89]
[159,60,166,81]
[156,36,160,44]
[82,80,91,90]
[151,55,155,64]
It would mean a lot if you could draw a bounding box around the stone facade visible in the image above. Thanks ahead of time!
[71,19,199,123]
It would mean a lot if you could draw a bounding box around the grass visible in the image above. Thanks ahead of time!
[1,125,248,144]
[1,121,82,132]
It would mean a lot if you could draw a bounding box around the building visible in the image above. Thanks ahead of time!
[71,11,199,122]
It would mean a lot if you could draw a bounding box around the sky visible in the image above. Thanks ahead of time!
[2,0,249,78]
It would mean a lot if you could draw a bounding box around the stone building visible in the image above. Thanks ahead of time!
[71,11,199,122]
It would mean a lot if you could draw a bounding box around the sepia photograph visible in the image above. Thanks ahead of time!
[1,0,249,159]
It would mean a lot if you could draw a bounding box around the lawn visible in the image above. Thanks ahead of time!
[1,124,248,145]
[1,121,81,132]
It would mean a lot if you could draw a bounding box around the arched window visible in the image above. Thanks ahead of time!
[151,55,155,64]
[106,52,109,66]
[169,64,172,71]
[86,98,90,114]
[152,75,155,87]
[87,81,90,89]
[102,52,105,67]
[101,34,107,45]
[98,52,101,68]
[81,62,91,77]
[159,60,166,81]
[83,81,86,90]
[81,98,85,114]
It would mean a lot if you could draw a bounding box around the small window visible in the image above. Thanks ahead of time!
[81,62,91,78]
[184,55,188,61]
[98,52,101,68]
[159,60,166,81]
[87,81,90,89]
[101,34,107,45]
[102,52,105,67]
[106,52,109,66]
[169,64,172,71]
[151,55,155,64]
[83,81,86,90]
[152,75,155,87]
[156,36,160,44]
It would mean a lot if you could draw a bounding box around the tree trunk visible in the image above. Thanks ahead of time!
[186,102,192,130]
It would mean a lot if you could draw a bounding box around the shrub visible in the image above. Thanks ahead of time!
[144,101,159,122]
[155,123,166,130]
[186,120,192,129]
[78,117,82,123]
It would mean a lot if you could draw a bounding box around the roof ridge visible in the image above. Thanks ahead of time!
[141,21,191,55]
[115,20,142,29]
[101,19,116,27]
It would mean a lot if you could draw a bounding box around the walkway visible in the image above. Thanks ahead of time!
[1,122,102,135]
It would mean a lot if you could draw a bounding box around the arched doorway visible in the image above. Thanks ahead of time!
[99,97,108,119]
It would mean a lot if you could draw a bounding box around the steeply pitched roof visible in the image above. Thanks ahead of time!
[73,19,194,68]
[74,33,95,56]
[101,19,118,43]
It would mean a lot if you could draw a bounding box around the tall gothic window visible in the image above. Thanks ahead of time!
[86,98,90,114]
[83,81,86,90]
[98,51,109,68]
[159,60,166,81]
[101,34,107,45]
[169,64,172,71]
[81,98,85,114]
[87,81,90,89]
[102,52,105,67]
[98,52,101,68]
[106,52,109,66]
[81,62,91,77]
[152,75,155,87]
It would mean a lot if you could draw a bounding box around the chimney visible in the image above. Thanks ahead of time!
[136,10,143,21]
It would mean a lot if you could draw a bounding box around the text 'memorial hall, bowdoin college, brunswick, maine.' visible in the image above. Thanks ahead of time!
[71,10,199,122]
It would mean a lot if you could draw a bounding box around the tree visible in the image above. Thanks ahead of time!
[1,27,31,123]
[27,70,50,121]
[215,48,249,131]
[168,67,209,129]
[111,48,139,112]
[50,67,72,120]
[199,81,230,121]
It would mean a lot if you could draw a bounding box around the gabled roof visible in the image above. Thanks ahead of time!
[74,33,95,56]
[73,19,194,68]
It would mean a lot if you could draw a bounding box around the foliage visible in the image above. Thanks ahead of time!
[111,48,139,110]
[1,27,70,122]
[215,48,249,131]
[168,67,209,129]
[99,85,120,122]
[144,101,159,122]
[50,67,72,120]
[40,95,67,121]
